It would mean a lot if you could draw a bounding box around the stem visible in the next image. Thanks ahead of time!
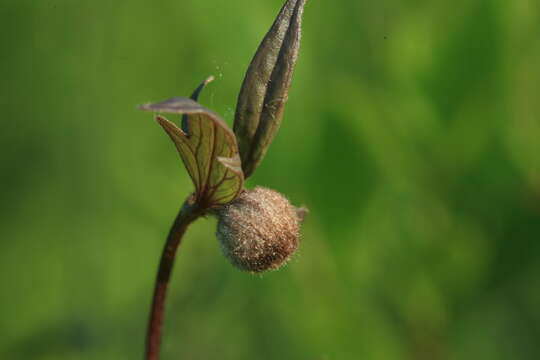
[145,198,202,360]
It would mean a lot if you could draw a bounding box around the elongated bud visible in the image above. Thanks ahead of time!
[234,0,307,178]
[216,187,301,272]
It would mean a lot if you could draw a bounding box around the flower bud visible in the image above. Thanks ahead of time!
[234,0,307,179]
[216,187,301,273]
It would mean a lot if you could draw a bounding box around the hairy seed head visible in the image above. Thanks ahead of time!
[216,187,300,273]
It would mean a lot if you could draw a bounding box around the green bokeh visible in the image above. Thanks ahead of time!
[1,0,539,359]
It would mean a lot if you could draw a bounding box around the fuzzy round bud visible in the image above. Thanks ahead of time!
[216,187,301,273]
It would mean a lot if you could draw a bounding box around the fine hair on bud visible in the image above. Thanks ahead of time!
[216,187,301,273]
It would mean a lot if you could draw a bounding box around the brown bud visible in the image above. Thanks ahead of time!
[234,0,307,179]
[216,187,301,273]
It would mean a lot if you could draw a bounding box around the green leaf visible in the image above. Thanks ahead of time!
[140,84,244,208]
[234,0,306,178]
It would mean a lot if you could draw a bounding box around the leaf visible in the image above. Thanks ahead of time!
[140,80,244,208]
[234,0,306,178]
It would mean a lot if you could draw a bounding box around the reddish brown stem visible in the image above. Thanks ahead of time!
[145,198,202,360]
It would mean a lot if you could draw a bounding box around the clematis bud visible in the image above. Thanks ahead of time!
[216,187,301,272]
[234,0,307,179]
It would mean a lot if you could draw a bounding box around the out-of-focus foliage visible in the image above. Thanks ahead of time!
[1,0,539,359]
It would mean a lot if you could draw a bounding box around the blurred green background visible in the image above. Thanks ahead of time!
[1,0,540,359]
